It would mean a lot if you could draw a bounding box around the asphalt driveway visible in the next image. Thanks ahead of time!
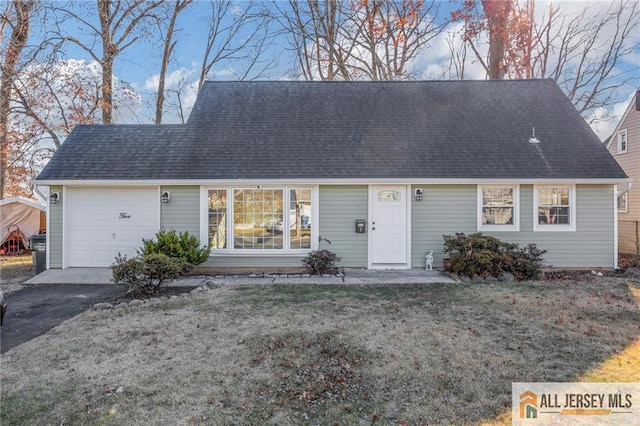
[1,284,125,353]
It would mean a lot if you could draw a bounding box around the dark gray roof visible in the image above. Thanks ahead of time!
[37,79,627,181]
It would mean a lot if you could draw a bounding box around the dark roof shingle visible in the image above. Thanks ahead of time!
[36,79,627,181]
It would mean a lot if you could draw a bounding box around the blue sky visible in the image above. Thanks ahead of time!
[25,1,640,139]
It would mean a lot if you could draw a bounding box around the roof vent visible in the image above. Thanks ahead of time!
[636,89,640,110]
[528,127,540,144]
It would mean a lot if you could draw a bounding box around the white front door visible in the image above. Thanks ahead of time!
[369,185,409,268]
[66,187,159,267]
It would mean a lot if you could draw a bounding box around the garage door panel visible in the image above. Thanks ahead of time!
[67,188,159,267]
[68,249,90,264]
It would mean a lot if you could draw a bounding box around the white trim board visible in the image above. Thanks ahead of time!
[35,178,631,186]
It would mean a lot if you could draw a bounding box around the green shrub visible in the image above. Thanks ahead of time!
[111,253,144,288]
[112,253,189,297]
[139,230,209,266]
[443,232,546,281]
[301,249,342,275]
[510,243,547,281]
[443,232,510,278]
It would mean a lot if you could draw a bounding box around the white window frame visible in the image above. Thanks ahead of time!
[533,184,576,232]
[477,185,520,231]
[618,192,628,213]
[618,129,628,154]
[201,186,317,254]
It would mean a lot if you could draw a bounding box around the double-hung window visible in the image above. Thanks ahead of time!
[618,192,628,213]
[618,129,628,154]
[534,185,576,231]
[478,185,519,231]
[206,187,314,253]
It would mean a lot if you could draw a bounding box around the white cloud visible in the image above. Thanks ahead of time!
[144,67,196,91]
[588,93,634,141]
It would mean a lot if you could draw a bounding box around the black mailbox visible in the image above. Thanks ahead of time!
[355,219,366,233]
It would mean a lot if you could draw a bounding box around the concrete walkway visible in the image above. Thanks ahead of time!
[26,268,456,285]
[26,268,113,284]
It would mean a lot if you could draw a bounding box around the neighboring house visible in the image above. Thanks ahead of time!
[606,89,640,255]
[35,79,628,270]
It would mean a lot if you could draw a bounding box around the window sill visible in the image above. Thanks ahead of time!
[533,225,576,232]
[208,250,310,257]
[478,224,519,232]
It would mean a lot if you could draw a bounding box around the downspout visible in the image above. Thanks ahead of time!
[30,179,47,202]
[614,185,619,270]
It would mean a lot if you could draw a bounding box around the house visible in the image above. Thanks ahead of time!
[606,89,640,255]
[34,79,628,271]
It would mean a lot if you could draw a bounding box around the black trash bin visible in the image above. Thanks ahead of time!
[30,234,46,275]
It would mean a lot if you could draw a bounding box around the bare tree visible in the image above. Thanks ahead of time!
[453,0,640,120]
[58,0,166,124]
[481,0,511,79]
[197,0,275,90]
[533,1,640,118]
[356,0,447,80]
[164,77,192,124]
[12,59,113,149]
[0,0,34,198]
[155,0,191,124]
[271,0,353,80]
[272,0,447,81]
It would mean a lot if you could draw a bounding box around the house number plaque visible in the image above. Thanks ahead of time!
[119,212,131,219]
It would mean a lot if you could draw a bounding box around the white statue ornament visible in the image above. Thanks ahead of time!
[425,250,434,271]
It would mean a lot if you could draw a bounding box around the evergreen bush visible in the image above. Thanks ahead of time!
[139,230,209,266]
[111,253,189,297]
[443,232,546,281]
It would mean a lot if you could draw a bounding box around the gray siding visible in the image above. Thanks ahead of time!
[160,186,200,235]
[49,185,63,268]
[411,185,477,268]
[318,185,368,267]
[483,185,614,268]
[201,255,305,268]
[48,182,613,269]
[411,184,615,269]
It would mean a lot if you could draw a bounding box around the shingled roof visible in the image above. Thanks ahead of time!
[36,79,627,182]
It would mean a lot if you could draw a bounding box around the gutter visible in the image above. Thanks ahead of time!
[32,177,633,187]
[617,180,633,197]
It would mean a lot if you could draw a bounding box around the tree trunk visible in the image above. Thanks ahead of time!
[482,0,512,79]
[98,0,115,124]
[0,0,34,198]
[156,0,190,124]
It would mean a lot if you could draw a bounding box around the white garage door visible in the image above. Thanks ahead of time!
[67,188,159,267]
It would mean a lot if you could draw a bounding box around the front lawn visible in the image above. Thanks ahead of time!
[0,253,32,294]
[1,277,639,425]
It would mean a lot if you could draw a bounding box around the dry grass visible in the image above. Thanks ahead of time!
[1,277,639,425]
[0,253,32,294]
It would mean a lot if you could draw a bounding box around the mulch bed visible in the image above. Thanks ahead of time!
[619,253,640,268]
